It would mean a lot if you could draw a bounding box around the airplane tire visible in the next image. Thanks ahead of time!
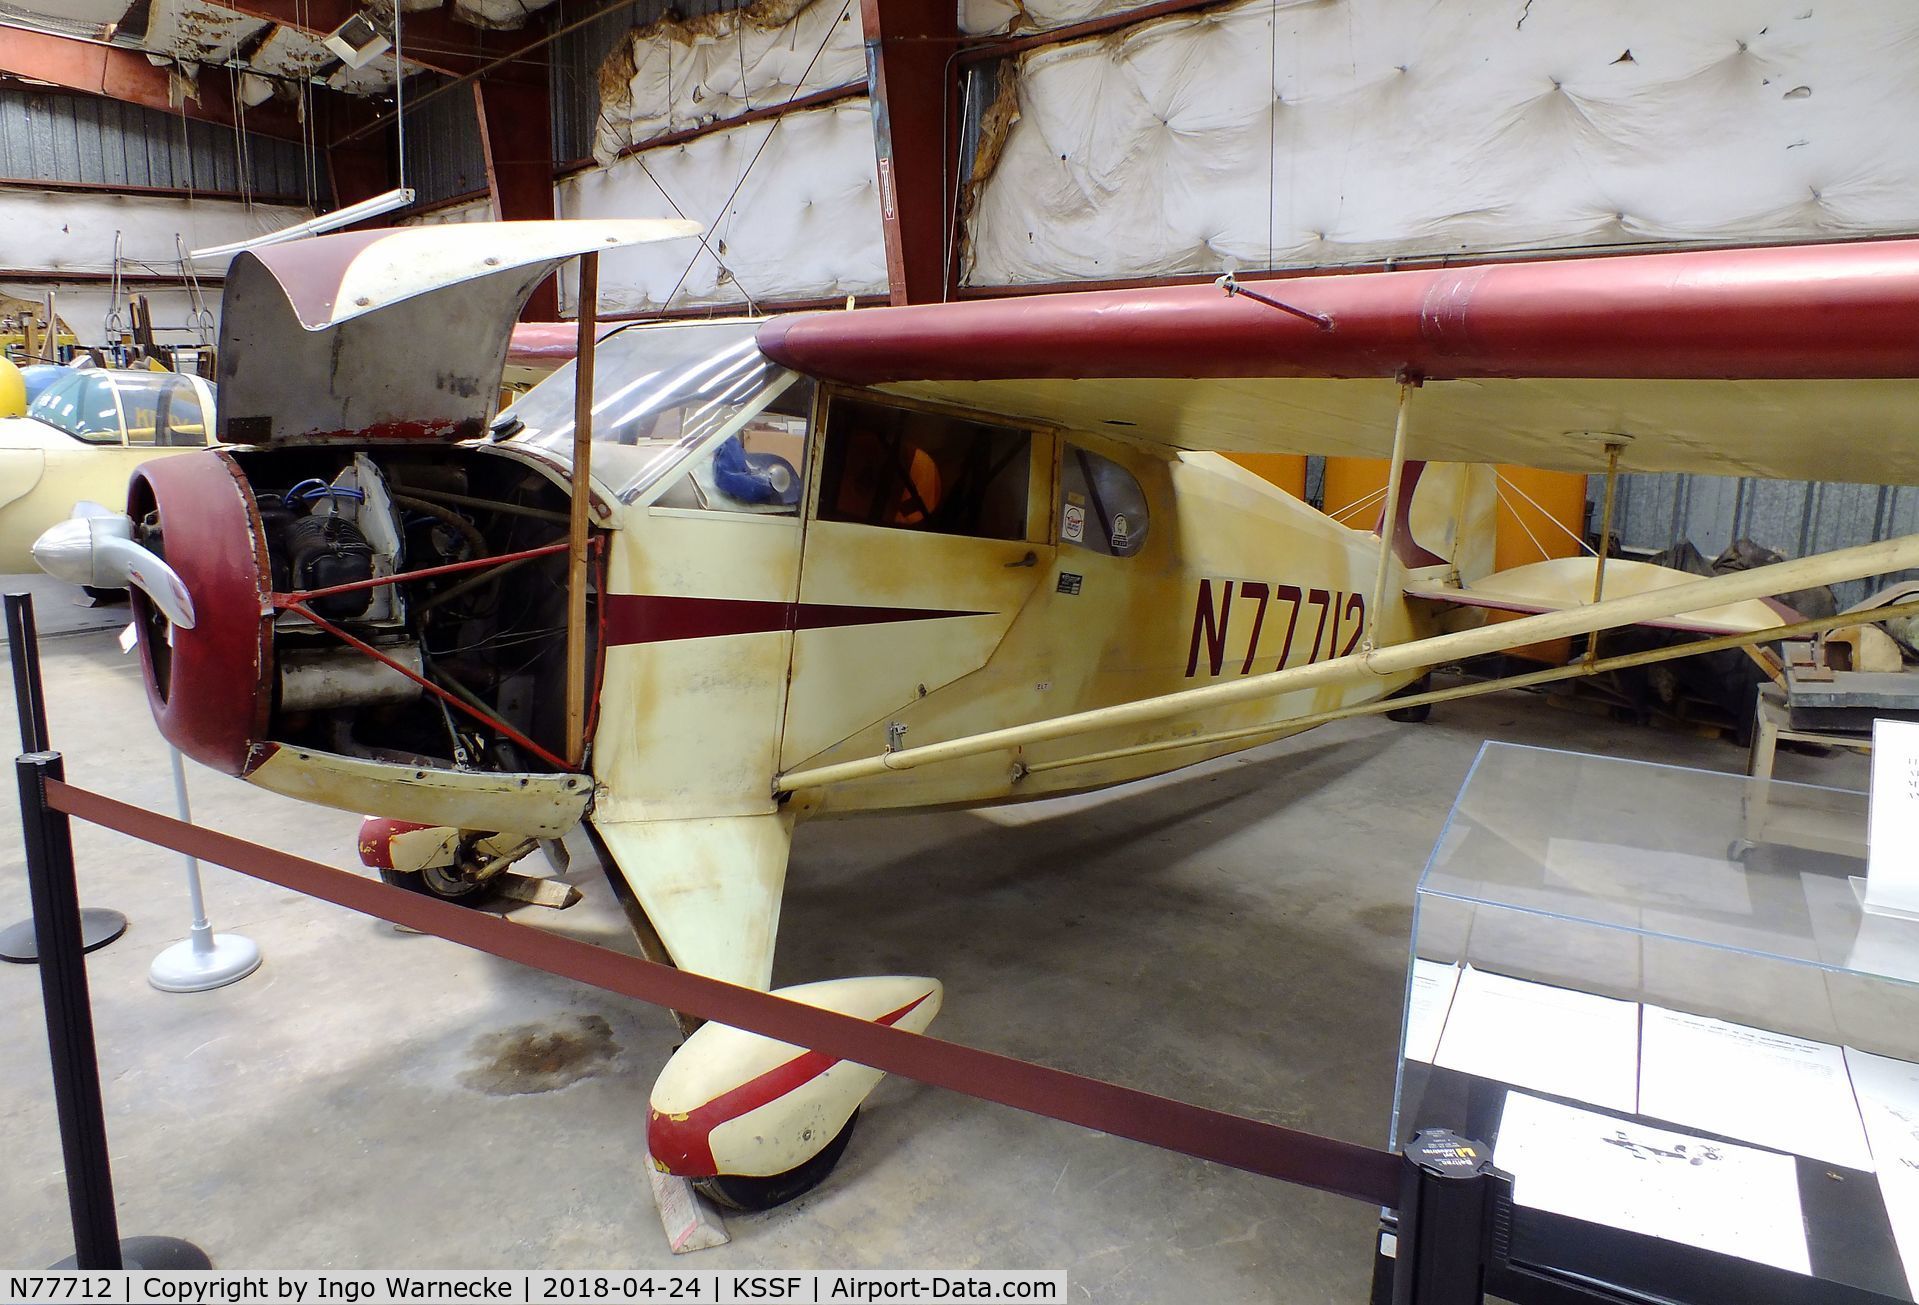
[376,865,490,902]
[1385,675,1433,723]
[693,1110,859,1212]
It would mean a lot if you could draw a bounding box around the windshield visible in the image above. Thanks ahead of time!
[27,371,211,447]
[496,320,793,503]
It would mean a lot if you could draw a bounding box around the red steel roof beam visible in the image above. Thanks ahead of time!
[0,23,308,141]
[859,0,962,305]
[474,75,557,319]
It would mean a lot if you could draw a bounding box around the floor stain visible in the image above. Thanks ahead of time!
[1354,902,1414,939]
[462,1014,619,1096]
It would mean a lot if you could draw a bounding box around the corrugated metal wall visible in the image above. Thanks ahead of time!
[548,0,746,163]
[0,86,322,204]
[399,85,488,207]
[1605,473,1919,608]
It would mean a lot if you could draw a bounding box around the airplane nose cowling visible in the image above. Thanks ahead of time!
[127,451,274,776]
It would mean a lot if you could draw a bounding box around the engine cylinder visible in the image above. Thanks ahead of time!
[278,644,423,711]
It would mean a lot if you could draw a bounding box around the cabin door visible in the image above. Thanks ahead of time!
[780,391,1056,769]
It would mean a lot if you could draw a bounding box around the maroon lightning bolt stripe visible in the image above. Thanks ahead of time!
[602,594,989,646]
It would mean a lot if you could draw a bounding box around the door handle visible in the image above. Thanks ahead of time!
[1005,551,1038,568]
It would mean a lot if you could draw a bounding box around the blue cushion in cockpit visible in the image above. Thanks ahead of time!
[712,435,800,506]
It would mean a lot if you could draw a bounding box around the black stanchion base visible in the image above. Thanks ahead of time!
[0,908,129,963]
[53,1237,212,1270]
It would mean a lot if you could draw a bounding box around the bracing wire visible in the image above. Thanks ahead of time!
[1327,483,1390,524]
[299,0,318,212]
[227,64,254,213]
[1495,470,1599,557]
[1267,0,1277,272]
[393,0,408,193]
[659,0,852,311]
[1493,482,1552,565]
[736,3,752,114]
[633,155,759,315]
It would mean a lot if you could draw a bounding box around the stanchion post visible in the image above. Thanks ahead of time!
[15,750,212,1270]
[7,591,50,752]
[148,747,261,992]
[1390,1129,1509,1305]
[17,750,122,1269]
[2,592,127,962]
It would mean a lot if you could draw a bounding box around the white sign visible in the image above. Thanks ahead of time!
[1495,1091,1811,1275]
[1434,967,1640,1113]
[1866,719,1919,917]
[1637,1005,1873,1171]
[1845,1047,1919,1297]
[1402,958,1460,1064]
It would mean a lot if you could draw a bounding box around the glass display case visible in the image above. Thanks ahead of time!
[1387,742,1919,1304]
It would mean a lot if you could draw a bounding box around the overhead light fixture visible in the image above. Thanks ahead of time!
[188,187,417,261]
[321,11,392,69]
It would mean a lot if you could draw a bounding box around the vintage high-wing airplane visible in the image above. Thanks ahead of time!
[32,220,1919,1211]
[0,365,217,573]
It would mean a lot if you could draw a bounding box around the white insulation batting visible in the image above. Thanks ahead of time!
[0,188,311,277]
[448,0,561,31]
[964,0,1919,285]
[593,0,865,164]
[960,0,1162,36]
[558,101,885,314]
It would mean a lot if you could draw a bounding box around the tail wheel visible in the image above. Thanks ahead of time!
[692,1110,860,1212]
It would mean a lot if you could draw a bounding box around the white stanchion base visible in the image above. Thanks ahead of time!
[149,934,261,992]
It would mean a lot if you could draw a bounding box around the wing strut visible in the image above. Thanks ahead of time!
[1364,371,1419,652]
[1586,440,1626,667]
[1018,596,1919,778]
[774,531,1919,794]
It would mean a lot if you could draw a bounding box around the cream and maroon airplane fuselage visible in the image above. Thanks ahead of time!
[39,221,1919,1208]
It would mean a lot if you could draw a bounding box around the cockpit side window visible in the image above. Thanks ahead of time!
[495,320,792,504]
[815,396,1032,541]
[1060,443,1150,557]
[652,378,814,517]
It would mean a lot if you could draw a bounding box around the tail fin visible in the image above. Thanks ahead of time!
[1388,461,1498,584]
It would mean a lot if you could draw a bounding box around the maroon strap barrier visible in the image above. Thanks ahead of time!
[46,779,1402,1207]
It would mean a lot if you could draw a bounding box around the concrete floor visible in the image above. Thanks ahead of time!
[0,590,1869,1299]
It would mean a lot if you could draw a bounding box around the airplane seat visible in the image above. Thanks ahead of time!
[832,435,943,527]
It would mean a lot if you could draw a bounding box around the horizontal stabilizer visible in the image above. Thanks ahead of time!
[1406,557,1796,636]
